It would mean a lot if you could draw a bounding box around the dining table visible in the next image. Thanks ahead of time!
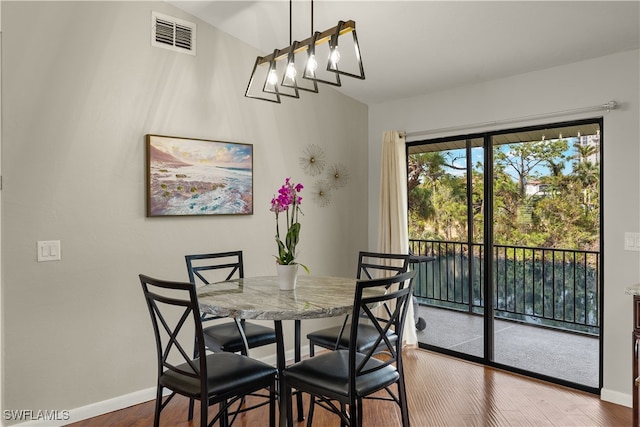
[195,274,383,427]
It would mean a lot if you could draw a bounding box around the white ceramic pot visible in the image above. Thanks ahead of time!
[276,263,299,290]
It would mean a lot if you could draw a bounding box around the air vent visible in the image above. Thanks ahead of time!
[151,11,196,55]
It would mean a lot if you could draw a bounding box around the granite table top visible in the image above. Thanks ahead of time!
[196,275,380,321]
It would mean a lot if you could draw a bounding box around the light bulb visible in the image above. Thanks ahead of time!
[329,48,341,66]
[285,63,297,79]
[267,69,278,86]
[307,55,318,73]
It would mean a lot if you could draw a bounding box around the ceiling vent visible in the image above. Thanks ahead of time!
[151,11,196,55]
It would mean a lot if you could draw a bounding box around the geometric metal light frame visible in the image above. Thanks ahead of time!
[245,19,364,103]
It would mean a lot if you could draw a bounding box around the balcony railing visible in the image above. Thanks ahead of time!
[409,239,600,335]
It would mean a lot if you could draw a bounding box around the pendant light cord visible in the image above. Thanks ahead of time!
[289,0,314,43]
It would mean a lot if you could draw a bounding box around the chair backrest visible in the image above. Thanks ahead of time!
[357,251,410,280]
[348,269,416,385]
[139,274,207,393]
[185,251,244,286]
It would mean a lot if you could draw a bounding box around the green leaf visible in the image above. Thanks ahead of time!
[285,222,301,252]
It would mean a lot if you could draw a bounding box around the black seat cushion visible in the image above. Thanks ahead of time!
[307,323,398,353]
[203,322,276,353]
[283,350,399,399]
[160,352,277,398]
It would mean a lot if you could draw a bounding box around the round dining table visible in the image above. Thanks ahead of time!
[196,275,367,320]
[196,275,379,427]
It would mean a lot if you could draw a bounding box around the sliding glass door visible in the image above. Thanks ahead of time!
[408,119,602,392]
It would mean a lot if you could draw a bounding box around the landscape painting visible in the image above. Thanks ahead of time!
[146,135,253,216]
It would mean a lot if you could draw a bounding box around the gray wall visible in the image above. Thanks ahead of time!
[1,1,368,421]
[368,49,640,405]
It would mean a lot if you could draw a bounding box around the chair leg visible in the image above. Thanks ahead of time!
[200,397,208,427]
[306,394,315,427]
[153,386,163,427]
[355,399,364,427]
[219,401,229,427]
[296,389,305,421]
[188,398,195,421]
[269,382,277,427]
[397,375,410,427]
[282,377,294,427]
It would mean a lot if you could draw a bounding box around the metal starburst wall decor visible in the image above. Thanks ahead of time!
[327,163,350,189]
[299,144,326,177]
[312,179,331,207]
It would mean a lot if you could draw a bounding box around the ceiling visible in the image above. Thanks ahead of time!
[168,1,640,106]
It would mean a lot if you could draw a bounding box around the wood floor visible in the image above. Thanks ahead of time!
[67,348,631,426]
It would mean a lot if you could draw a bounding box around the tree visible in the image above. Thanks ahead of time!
[573,141,598,163]
[408,135,599,251]
[494,139,568,198]
[408,152,446,193]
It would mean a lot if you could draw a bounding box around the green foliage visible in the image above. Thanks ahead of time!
[409,137,599,252]
[408,186,434,219]
[413,248,600,332]
[409,134,602,334]
[493,139,568,197]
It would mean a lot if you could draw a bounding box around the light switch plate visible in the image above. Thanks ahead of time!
[624,232,640,251]
[37,240,61,261]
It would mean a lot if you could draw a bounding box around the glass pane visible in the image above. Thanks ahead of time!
[491,124,600,388]
[409,139,484,358]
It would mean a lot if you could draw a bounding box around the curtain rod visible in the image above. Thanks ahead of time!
[404,100,617,139]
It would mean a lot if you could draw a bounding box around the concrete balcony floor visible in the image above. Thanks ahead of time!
[414,304,599,389]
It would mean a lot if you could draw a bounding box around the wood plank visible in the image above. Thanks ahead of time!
[66,349,631,426]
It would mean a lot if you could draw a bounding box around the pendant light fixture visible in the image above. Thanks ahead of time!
[245,0,365,103]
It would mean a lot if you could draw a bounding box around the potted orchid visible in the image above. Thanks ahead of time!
[271,178,309,288]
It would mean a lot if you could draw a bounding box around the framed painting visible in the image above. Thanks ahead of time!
[146,135,253,216]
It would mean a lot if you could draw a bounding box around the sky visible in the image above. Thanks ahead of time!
[444,137,586,180]
[153,137,253,169]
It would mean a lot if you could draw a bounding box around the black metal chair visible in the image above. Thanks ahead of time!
[282,269,416,427]
[186,251,279,420]
[138,274,277,427]
[185,251,277,356]
[306,251,410,356]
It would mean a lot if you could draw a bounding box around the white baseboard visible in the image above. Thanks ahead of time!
[9,388,159,427]
[10,346,307,426]
[600,388,632,408]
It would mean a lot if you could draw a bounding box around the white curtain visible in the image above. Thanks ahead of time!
[377,130,417,346]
